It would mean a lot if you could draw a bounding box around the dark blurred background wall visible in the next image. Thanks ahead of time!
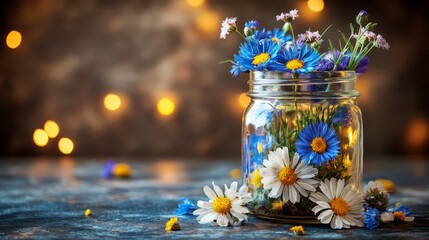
[0,0,428,158]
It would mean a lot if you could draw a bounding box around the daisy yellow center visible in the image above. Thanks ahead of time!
[252,53,270,65]
[330,197,349,216]
[271,37,280,43]
[393,211,406,221]
[286,59,304,70]
[278,166,297,185]
[311,137,328,154]
[212,197,232,214]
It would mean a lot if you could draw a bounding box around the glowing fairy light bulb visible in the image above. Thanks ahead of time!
[307,0,324,12]
[44,120,60,138]
[187,0,205,7]
[58,138,74,154]
[6,30,22,49]
[238,93,250,108]
[33,129,49,147]
[157,98,176,116]
[104,93,122,111]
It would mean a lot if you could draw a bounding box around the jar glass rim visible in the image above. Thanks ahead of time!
[250,71,356,82]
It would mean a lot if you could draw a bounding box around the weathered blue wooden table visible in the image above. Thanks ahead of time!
[0,157,428,239]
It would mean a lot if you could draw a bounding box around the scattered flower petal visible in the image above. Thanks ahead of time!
[290,225,305,235]
[363,207,380,229]
[113,163,132,178]
[176,197,197,215]
[85,209,92,216]
[165,217,181,231]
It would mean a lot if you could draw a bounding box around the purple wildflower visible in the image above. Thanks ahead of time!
[356,10,369,26]
[363,30,377,41]
[220,17,237,39]
[296,30,322,47]
[276,9,299,22]
[375,34,390,50]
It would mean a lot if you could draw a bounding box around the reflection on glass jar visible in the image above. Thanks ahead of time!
[242,71,363,224]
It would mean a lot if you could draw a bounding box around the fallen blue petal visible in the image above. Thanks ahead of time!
[175,197,197,215]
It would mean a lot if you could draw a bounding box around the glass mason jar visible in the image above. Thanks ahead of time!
[242,71,362,224]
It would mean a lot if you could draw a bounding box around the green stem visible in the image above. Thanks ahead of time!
[236,30,246,40]
[294,84,300,132]
[290,24,295,43]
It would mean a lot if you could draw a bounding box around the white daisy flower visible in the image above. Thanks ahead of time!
[193,181,251,227]
[310,178,364,229]
[236,183,252,203]
[259,147,318,204]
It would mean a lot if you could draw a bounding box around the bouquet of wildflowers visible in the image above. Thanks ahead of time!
[220,10,389,77]
[167,10,415,233]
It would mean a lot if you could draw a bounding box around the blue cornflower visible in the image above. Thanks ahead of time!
[247,28,291,44]
[175,197,197,215]
[233,39,281,72]
[230,61,242,77]
[363,207,381,229]
[269,28,292,44]
[317,50,369,73]
[244,20,260,37]
[273,44,321,74]
[245,20,259,29]
[296,122,340,165]
[100,160,116,179]
[246,28,271,41]
[355,56,369,73]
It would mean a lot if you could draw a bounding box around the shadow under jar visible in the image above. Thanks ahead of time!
[242,71,363,224]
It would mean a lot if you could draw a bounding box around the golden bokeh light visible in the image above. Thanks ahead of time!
[405,117,428,150]
[44,120,60,138]
[6,30,22,49]
[153,160,186,185]
[104,93,122,111]
[238,93,251,108]
[196,10,220,35]
[229,168,241,179]
[157,98,176,116]
[33,129,49,147]
[187,0,205,7]
[307,0,324,12]
[58,137,74,154]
